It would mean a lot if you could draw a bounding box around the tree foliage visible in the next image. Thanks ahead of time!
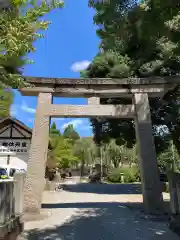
[0,0,64,87]
[86,0,180,155]
[73,137,97,163]
[48,123,80,170]
[0,0,63,119]
[157,141,180,172]
[63,124,80,144]
[48,123,178,178]
[0,87,13,117]
[50,122,61,136]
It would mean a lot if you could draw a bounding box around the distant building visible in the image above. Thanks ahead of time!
[0,117,32,170]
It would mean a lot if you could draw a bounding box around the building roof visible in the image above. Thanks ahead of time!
[0,117,32,134]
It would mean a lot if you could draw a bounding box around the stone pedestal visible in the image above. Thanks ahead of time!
[133,93,163,213]
[23,93,52,213]
[14,172,25,216]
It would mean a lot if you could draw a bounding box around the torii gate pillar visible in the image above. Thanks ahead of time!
[134,93,163,213]
[23,93,52,213]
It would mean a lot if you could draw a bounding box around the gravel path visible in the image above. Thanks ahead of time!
[19,181,180,240]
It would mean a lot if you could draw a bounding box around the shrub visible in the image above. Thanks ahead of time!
[107,166,140,183]
[107,168,121,183]
[124,168,137,183]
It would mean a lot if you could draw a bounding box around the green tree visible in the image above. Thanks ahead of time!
[50,122,61,136]
[0,0,64,118]
[73,137,97,176]
[48,135,78,170]
[0,0,64,87]
[87,0,180,154]
[63,124,80,143]
[157,141,180,172]
[55,137,78,169]
[104,139,134,168]
[124,144,138,167]
[0,87,13,117]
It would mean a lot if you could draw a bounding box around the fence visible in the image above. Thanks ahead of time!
[0,173,25,239]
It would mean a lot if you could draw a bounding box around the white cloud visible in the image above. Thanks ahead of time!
[71,60,91,72]
[62,119,83,129]
[21,101,36,114]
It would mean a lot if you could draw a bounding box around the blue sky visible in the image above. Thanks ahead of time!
[11,0,100,137]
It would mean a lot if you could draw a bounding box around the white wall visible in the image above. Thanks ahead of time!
[0,156,8,165]
[9,154,29,170]
[0,154,29,170]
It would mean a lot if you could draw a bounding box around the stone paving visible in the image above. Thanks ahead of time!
[19,181,180,240]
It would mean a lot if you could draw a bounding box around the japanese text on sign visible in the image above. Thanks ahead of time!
[0,139,30,154]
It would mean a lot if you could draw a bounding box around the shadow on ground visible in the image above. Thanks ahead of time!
[60,182,142,194]
[42,201,144,209]
[22,202,176,240]
[41,201,170,216]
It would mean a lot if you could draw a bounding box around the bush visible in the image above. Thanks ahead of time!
[107,166,140,183]
[107,168,121,183]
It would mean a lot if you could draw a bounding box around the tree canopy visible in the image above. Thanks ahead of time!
[50,122,61,136]
[0,0,64,87]
[0,87,14,117]
[63,124,80,143]
[0,0,63,118]
[85,0,180,155]
[48,123,81,170]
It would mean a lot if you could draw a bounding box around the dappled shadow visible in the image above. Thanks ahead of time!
[60,182,142,195]
[22,201,177,240]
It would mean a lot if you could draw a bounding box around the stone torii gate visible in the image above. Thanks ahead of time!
[20,76,180,214]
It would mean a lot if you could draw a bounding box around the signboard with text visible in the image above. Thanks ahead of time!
[0,139,30,155]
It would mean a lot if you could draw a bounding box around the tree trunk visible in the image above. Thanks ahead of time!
[80,160,85,177]
[113,158,119,168]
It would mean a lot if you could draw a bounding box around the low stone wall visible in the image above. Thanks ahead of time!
[0,180,15,226]
[1,216,23,240]
[0,173,25,239]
